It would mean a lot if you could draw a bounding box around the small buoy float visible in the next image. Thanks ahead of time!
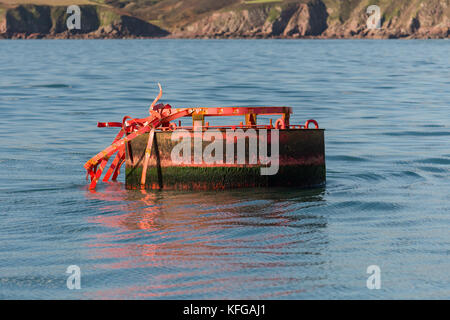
[84,85,325,190]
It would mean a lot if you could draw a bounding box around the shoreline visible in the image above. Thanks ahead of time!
[1,2,448,41]
[2,35,448,40]
[1,29,449,40]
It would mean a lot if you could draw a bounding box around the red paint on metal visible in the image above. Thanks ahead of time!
[97,122,122,128]
[84,84,320,189]
[305,119,319,129]
[102,146,124,182]
[275,118,285,129]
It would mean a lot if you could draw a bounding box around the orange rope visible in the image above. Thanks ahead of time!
[140,128,155,188]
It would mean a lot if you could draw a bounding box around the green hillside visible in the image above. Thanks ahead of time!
[1,0,449,38]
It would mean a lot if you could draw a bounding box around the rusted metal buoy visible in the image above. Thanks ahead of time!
[84,85,325,190]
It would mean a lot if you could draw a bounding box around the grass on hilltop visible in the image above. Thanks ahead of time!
[244,0,282,4]
[0,0,95,6]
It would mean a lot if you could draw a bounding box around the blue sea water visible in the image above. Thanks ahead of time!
[0,39,449,299]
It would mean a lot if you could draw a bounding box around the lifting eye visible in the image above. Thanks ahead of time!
[305,119,319,129]
[275,118,285,129]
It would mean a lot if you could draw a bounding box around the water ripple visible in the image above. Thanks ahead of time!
[1,40,449,299]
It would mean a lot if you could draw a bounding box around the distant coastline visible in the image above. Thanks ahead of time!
[2,34,448,40]
[1,1,449,40]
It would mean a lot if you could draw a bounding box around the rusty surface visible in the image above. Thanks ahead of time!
[83,83,325,190]
[125,129,325,190]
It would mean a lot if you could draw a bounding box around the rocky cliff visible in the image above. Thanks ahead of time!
[322,0,450,38]
[175,0,449,39]
[0,0,449,39]
[0,4,169,39]
[178,1,328,38]
[178,0,328,38]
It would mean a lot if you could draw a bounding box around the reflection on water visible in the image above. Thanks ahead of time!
[1,40,449,299]
[84,183,328,299]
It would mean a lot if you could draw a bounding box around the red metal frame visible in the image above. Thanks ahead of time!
[84,85,320,190]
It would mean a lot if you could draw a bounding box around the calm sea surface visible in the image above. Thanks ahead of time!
[0,40,449,299]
